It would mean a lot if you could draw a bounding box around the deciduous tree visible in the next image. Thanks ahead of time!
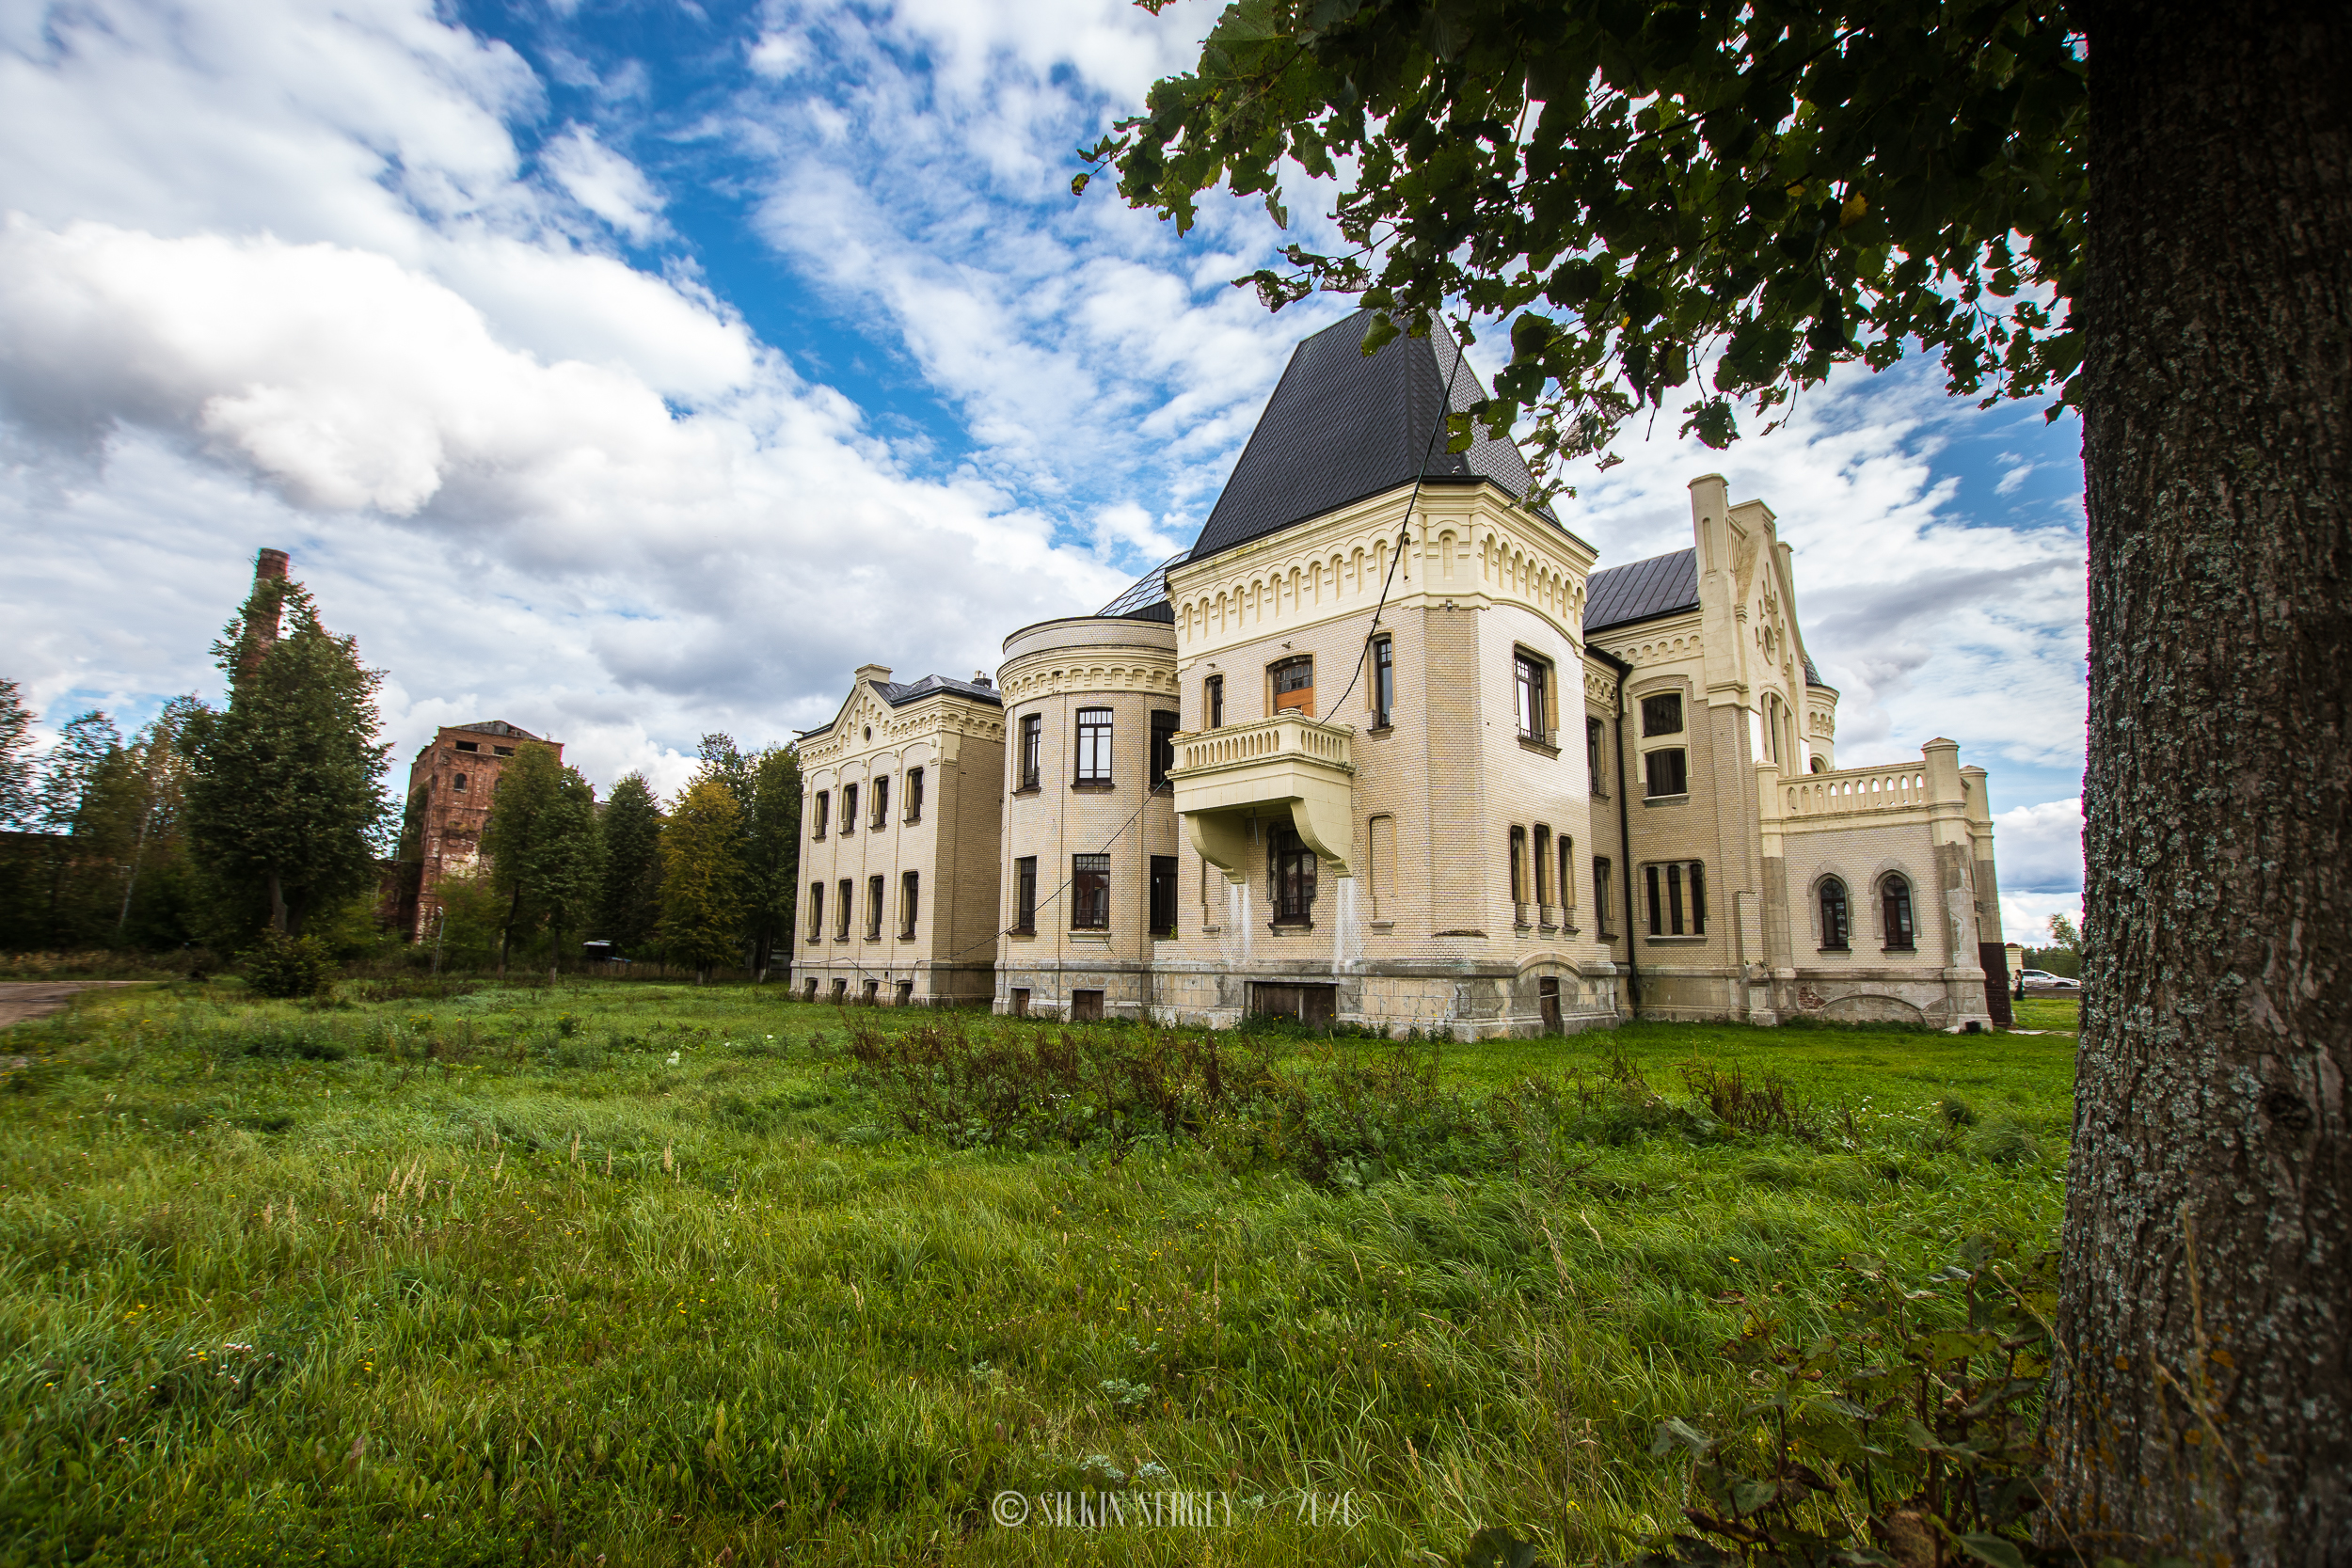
[745,745,802,982]
[480,742,601,979]
[1091,1,2348,1556]
[659,779,746,984]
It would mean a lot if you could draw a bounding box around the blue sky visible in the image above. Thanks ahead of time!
[0,0,2088,936]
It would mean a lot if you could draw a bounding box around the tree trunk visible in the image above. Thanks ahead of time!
[499,882,521,980]
[2050,5,2350,1560]
[267,870,289,936]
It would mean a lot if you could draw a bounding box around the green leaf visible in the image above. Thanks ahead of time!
[1952,1534,2029,1568]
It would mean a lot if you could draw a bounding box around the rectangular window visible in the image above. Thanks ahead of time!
[807,881,824,941]
[1645,748,1689,798]
[1074,707,1113,784]
[871,773,890,828]
[1508,826,1528,904]
[1013,856,1038,933]
[905,768,923,823]
[1019,714,1042,789]
[1372,635,1394,728]
[1595,858,1614,935]
[1150,710,1179,791]
[1645,861,1708,937]
[1533,825,1552,906]
[1558,835,1576,915]
[1270,655,1314,717]
[1642,691,1685,736]
[1586,718,1607,795]
[866,875,884,939]
[454,740,478,752]
[1205,674,1224,728]
[1515,652,1553,744]
[840,783,858,833]
[1270,828,1316,923]
[1072,853,1110,929]
[900,870,918,939]
[493,746,515,757]
[1150,855,1178,937]
[812,790,829,838]
[834,879,852,941]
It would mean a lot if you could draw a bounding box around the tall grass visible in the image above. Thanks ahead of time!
[0,984,2074,1566]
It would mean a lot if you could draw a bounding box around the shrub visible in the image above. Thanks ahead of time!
[1681,1060,1821,1140]
[242,933,337,999]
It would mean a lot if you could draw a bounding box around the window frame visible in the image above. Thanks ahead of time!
[1018,714,1042,790]
[1071,853,1110,929]
[871,773,890,829]
[1557,833,1577,919]
[1073,707,1114,785]
[1150,710,1179,792]
[866,874,884,940]
[1645,747,1690,799]
[1594,857,1614,936]
[1372,635,1395,728]
[1269,655,1314,718]
[1819,877,1851,950]
[1533,825,1552,910]
[1642,690,1686,736]
[1012,855,1038,934]
[839,782,858,834]
[900,870,919,940]
[1514,649,1555,745]
[1205,673,1224,728]
[905,767,924,823]
[807,881,824,942]
[1644,861,1708,937]
[1269,826,1317,925]
[812,789,829,839]
[1586,718,1608,796]
[834,879,852,941]
[1508,825,1529,906]
[1149,855,1178,938]
[1880,874,1917,952]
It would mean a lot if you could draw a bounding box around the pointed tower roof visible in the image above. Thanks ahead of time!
[1188,310,1553,562]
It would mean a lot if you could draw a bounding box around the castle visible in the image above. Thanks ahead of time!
[793,313,2010,1035]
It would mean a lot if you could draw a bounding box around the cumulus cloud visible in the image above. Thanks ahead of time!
[541,125,666,243]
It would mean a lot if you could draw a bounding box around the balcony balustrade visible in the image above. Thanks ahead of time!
[1168,714,1357,882]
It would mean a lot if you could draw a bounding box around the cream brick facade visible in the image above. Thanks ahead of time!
[794,314,2007,1033]
[793,666,1005,1006]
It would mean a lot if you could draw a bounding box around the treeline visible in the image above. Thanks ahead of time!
[3,564,800,983]
[0,572,389,957]
[418,735,800,982]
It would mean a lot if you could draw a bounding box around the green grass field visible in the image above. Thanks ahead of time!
[0,983,2075,1566]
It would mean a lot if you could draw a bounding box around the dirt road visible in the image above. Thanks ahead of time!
[0,980,152,1029]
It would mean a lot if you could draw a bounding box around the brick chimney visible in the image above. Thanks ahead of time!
[242,548,291,673]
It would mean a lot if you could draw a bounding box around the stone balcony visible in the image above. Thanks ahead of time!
[1167,715,1357,881]
[1765,740,1967,832]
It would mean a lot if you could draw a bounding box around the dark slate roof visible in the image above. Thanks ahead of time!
[1097,554,1183,622]
[1188,310,1553,562]
[874,674,1002,707]
[1803,651,1825,688]
[1584,548,1699,633]
[450,720,542,740]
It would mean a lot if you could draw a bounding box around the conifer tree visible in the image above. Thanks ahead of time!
[183,576,389,940]
[744,745,802,982]
[595,772,663,957]
[658,779,746,984]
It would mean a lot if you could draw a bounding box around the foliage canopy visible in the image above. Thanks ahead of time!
[1086,0,2086,488]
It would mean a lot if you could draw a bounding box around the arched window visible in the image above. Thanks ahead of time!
[1881,874,1916,951]
[1819,878,1851,950]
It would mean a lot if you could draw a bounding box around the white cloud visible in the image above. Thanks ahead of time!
[541,124,666,243]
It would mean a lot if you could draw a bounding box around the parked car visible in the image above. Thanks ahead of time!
[2019,969,2079,989]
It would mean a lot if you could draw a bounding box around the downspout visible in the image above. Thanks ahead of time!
[1593,646,1640,1015]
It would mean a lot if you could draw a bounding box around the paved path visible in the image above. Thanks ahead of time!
[0,980,152,1030]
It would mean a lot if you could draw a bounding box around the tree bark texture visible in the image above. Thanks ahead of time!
[2055,4,2349,1560]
